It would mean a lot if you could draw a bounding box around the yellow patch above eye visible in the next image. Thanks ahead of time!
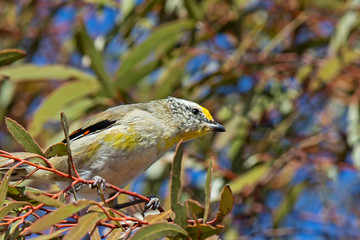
[200,106,214,121]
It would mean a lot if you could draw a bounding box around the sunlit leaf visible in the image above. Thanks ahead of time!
[229,164,270,194]
[328,0,360,55]
[63,212,104,240]
[151,57,189,99]
[28,80,100,137]
[27,200,94,233]
[144,210,173,224]
[31,228,69,240]
[0,64,97,82]
[214,185,233,223]
[116,19,195,89]
[26,192,64,207]
[43,142,68,158]
[130,222,189,240]
[5,117,43,156]
[75,23,115,98]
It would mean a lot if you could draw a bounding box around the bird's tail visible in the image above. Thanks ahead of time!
[0,152,41,181]
[0,166,29,181]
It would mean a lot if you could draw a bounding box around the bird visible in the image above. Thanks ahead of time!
[2,97,225,208]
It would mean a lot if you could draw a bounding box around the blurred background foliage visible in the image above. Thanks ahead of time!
[1,0,360,238]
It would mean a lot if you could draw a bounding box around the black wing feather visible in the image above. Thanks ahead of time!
[62,119,116,143]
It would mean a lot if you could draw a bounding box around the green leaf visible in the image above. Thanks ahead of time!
[0,202,29,221]
[130,222,189,240]
[7,185,44,203]
[170,141,188,228]
[348,102,360,169]
[229,164,270,194]
[6,219,26,240]
[62,98,99,121]
[0,166,15,207]
[203,158,213,222]
[118,59,161,91]
[116,19,195,88]
[63,211,104,240]
[28,80,100,137]
[187,224,223,240]
[151,57,188,99]
[26,192,64,208]
[31,228,69,240]
[184,0,204,21]
[106,228,124,240]
[144,210,173,224]
[75,23,115,98]
[0,64,97,82]
[261,12,308,58]
[186,199,204,219]
[43,142,68,158]
[27,200,94,233]
[274,183,306,227]
[329,0,360,55]
[0,49,26,67]
[214,185,233,223]
[0,79,15,119]
[5,118,43,156]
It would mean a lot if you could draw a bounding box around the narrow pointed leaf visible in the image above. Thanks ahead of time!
[0,49,26,67]
[187,224,223,240]
[43,142,68,158]
[0,64,97,82]
[116,20,195,87]
[214,185,233,223]
[31,228,69,240]
[186,199,204,219]
[203,158,213,222]
[28,80,100,137]
[0,202,29,220]
[130,222,189,240]
[75,23,114,98]
[274,182,306,227]
[144,210,173,224]
[27,200,94,233]
[0,166,15,206]
[5,118,43,155]
[26,192,64,207]
[63,212,104,240]
[170,141,188,228]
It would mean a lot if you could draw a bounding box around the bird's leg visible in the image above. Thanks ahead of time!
[89,175,107,194]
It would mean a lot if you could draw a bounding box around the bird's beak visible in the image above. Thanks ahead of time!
[208,122,226,132]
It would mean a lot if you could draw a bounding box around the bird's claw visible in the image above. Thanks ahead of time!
[144,196,160,212]
[89,176,106,194]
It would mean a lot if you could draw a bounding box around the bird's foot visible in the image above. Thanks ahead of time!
[144,196,160,212]
[113,195,161,212]
[89,176,106,194]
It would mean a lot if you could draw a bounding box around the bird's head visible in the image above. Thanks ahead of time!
[166,97,225,142]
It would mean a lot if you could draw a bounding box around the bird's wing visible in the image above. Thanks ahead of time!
[62,103,145,143]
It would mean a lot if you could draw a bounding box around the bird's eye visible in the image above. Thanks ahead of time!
[192,108,200,115]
